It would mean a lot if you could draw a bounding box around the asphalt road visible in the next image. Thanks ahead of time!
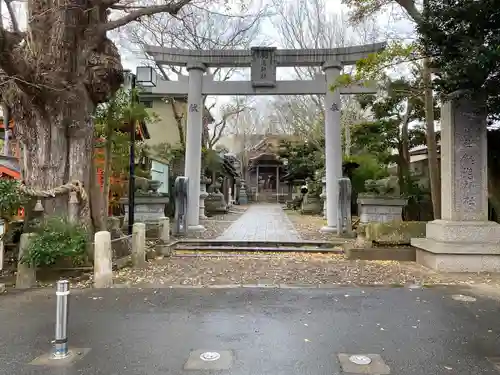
[0,286,499,375]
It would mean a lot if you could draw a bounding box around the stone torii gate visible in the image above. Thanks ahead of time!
[142,43,386,232]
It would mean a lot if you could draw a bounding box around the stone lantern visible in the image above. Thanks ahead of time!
[199,175,211,219]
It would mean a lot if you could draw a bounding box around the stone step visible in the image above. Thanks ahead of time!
[170,239,352,248]
[173,245,344,253]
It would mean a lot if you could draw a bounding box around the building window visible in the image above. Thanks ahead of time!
[140,100,153,108]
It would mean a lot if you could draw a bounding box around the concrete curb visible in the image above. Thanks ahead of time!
[110,283,447,290]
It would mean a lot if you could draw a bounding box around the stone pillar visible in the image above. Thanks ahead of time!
[412,97,500,272]
[94,231,113,288]
[159,217,170,242]
[68,191,79,224]
[184,62,206,232]
[321,61,343,233]
[199,176,209,219]
[16,233,36,289]
[132,223,147,268]
[156,217,171,256]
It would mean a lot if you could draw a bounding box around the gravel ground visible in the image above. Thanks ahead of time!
[9,252,500,290]
[5,206,500,291]
[109,254,500,288]
[285,210,349,241]
[169,205,248,240]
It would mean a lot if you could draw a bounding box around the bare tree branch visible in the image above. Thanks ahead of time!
[119,0,267,148]
[100,0,193,33]
[4,0,20,33]
[394,0,422,23]
[271,0,378,145]
[208,97,253,148]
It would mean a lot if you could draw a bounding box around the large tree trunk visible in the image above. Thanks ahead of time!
[15,96,95,227]
[170,99,186,150]
[423,57,441,219]
[399,101,412,194]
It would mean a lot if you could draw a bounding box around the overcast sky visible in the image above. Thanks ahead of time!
[117,0,414,123]
[2,0,414,123]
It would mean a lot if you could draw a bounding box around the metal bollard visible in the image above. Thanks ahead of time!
[53,280,70,359]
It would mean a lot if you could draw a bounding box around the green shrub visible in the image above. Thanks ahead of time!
[23,216,89,267]
[347,153,389,193]
[0,179,27,219]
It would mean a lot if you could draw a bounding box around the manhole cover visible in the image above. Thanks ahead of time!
[349,355,372,365]
[452,294,476,302]
[200,352,221,361]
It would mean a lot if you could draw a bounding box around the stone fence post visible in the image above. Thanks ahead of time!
[68,191,79,224]
[132,223,147,268]
[16,233,36,289]
[94,231,113,288]
[156,217,171,256]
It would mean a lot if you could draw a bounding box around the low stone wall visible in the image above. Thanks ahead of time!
[345,247,416,261]
[344,221,427,261]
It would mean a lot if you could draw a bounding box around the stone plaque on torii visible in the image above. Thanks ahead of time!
[251,47,277,88]
[141,43,386,232]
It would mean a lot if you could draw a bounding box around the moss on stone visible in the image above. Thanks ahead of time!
[366,221,427,245]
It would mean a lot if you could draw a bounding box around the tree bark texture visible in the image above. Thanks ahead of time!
[398,100,412,194]
[423,57,441,219]
[1,2,123,226]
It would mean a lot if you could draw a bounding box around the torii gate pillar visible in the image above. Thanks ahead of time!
[185,62,206,231]
[321,61,343,232]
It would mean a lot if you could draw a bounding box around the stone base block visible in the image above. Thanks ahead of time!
[426,220,500,244]
[30,348,91,366]
[188,224,205,232]
[415,246,500,273]
[320,225,337,233]
[412,237,500,272]
[412,220,500,272]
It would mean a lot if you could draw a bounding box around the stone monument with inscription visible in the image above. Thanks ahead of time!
[412,98,500,272]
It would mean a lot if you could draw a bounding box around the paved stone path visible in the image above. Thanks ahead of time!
[217,204,300,241]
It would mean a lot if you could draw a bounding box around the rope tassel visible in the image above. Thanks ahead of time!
[18,180,89,220]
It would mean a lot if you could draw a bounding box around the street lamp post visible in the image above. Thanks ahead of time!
[128,74,137,235]
[127,66,157,234]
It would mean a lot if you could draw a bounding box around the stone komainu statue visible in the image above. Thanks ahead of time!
[135,176,162,194]
[364,176,399,196]
[337,178,352,236]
